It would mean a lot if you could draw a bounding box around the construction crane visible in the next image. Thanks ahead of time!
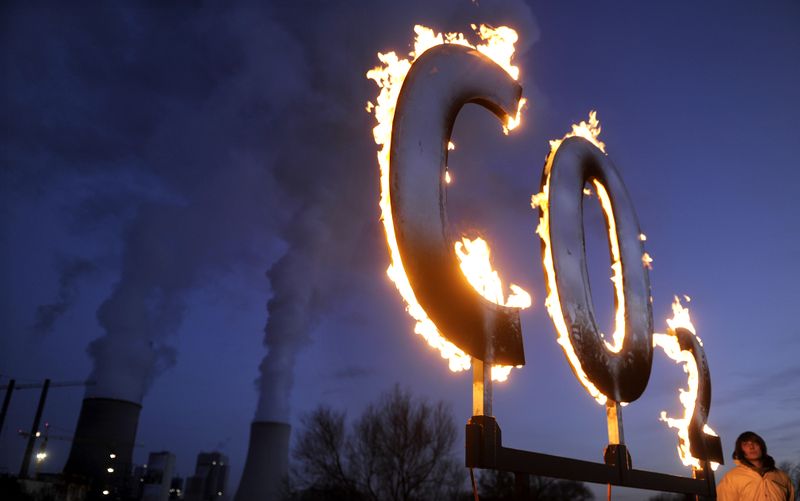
[16,422,72,474]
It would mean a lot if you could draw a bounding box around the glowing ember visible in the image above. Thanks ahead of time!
[532,111,613,404]
[642,252,654,269]
[367,24,527,380]
[653,296,719,471]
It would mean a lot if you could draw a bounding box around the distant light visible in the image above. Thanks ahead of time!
[218,492,222,496]
[107,467,114,473]
[109,453,116,459]
[36,452,48,462]
[35,431,41,437]
[212,461,216,465]
[102,490,109,496]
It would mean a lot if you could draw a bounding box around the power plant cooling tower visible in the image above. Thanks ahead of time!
[234,421,290,501]
[63,398,142,493]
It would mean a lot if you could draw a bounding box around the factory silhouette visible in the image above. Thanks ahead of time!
[1,378,288,500]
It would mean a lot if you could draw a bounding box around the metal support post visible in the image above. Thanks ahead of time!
[20,378,50,479]
[605,400,625,445]
[691,460,716,501]
[514,472,530,500]
[0,378,15,437]
[472,359,492,417]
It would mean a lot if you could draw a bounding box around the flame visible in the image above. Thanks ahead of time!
[367,24,527,380]
[548,110,606,154]
[532,112,616,404]
[504,98,527,134]
[455,237,531,382]
[471,24,520,79]
[455,237,532,309]
[653,296,718,471]
[593,179,625,353]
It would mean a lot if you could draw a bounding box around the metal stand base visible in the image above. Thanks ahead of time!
[466,415,716,498]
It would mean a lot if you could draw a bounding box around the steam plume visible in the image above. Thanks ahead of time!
[33,257,96,336]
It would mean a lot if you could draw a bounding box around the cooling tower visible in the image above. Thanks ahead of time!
[63,397,142,493]
[234,421,290,501]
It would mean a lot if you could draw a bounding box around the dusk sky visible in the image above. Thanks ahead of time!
[2,1,799,499]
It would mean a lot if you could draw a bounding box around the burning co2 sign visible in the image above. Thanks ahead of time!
[368,25,723,497]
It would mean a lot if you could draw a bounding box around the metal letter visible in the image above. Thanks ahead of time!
[672,327,724,464]
[542,136,653,402]
[390,44,524,365]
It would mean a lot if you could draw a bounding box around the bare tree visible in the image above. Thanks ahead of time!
[476,469,593,500]
[647,494,685,501]
[292,385,464,501]
[778,461,800,500]
[293,406,361,499]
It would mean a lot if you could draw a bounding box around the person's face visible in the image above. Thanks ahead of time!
[741,439,763,461]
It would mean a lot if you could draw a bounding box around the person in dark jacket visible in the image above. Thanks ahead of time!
[717,431,794,500]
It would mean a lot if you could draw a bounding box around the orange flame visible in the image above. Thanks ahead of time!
[455,237,530,382]
[504,98,527,135]
[592,179,625,353]
[653,296,719,471]
[455,237,532,309]
[547,110,606,154]
[367,25,528,380]
[533,112,613,404]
